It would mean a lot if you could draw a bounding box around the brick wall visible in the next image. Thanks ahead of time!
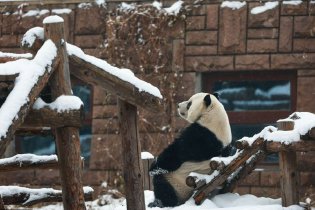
[0,0,315,200]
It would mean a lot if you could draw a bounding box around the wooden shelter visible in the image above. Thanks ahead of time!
[0,15,162,210]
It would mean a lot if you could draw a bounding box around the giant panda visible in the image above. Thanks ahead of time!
[148,92,232,208]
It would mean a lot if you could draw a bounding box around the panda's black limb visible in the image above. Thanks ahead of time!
[148,174,179,208]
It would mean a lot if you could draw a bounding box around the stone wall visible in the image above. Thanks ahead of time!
[0,0,315,199]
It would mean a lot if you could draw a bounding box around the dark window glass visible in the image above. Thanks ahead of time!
[213,80,291,111]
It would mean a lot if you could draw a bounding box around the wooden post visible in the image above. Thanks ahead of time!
[118,99,145,210]
[277,120,299,206]
[142,158,154,190]
[44,17,86,210]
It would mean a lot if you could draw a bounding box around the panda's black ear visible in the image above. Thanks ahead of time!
[204,94,211,107]
[213,92,220,99]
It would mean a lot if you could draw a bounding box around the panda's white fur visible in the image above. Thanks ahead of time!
[178,92,232,146]
[149,92,232,207]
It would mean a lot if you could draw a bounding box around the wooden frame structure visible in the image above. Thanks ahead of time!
[0,15,162,210]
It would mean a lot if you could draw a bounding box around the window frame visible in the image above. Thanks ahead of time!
[202,70,297,125]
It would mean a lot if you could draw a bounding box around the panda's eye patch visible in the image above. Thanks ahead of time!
[186,101,192,110]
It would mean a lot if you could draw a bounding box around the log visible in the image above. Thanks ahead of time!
[0,42,60,157]
[0,186,93,206]
[22,107,84,128]
[0,154,84,172]
[193,138,265,205]
[209,160,225,171]
[301,127,315,141]
[16,127,52,136]
[277,120,299,207]
[266,141,315,152]
[69,54,163,113]
[235,140,249,150]
[44,19,86,210]
[118,99,145,210]
[185,176,206,190]
[220,150,266,193]
[0,195,4,210]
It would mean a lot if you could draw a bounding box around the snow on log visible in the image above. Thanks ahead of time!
[0,186,93,206]
[21,27,44,53]
[0,40,59,156]
[0,52,32,63]
[67,43,163,113]
[0,154,58,172]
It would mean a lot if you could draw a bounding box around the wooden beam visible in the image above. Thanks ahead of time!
[301,127,315,140]
[118,99,145,210]
[0,186,93,206]
[16,127,52,136]
[69,54,163,113]
[266,141,315,152]
[44,18,86,210]
[0,154,84,172]
[0,43,60,157]
[277,120,299,207]
[22,107,84,128]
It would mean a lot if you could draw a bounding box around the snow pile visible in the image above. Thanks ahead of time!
[21,9,49,18]
[66,43,162,98]
[141,151,154,159]
[164,1,183,15]
[0,154,57,165]
[221,1,246,10]
[239,112,315,144]
[283,0,303,5]
[0,51,32,59]
[189,170,219,184]
[43,15,64,24]
[52,8,72,14]
[251,2,279,15]
[21,27,44,48]
[119,2,136,11]
[0,40,57,139]
[33,96,83,112]
[33,191,303,210]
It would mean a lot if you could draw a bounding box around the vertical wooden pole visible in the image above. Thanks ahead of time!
[277,120,299,206]
[118,99,145,210]
[44,17,86,210]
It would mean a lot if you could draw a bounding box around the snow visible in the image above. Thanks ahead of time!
[0,40,57,139]
[33,96,83,112]
[152,1,162,10]
[21,27,44,48]
[164,1,183,15]
[95,0,106,6]
[0,51,32,59]
[221,1,246,10]
[251,2,279,15]
[283,0,303,5]
[0,154,57,165]
[141,151,154,159]
[32,191,303,210]
[66,43,162,98]
[238,112,315,144]
[119,2,136,11]
[52,8,72,14]
[43,15,64,24]
[189,170,220,184]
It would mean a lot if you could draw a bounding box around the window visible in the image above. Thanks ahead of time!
[16,77,93,167]
[202,71,297,162]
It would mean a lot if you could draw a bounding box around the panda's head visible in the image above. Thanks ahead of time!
[177,92,232,146]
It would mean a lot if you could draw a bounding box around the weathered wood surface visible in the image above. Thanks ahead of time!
[44,20,86,210]
[186,176,206,190]
[277,120,299,207]
[16,127,52,136]
[301,127,315,140]
[0,196,5,210]
[142,158,154,191]
[0,44,59,157]
[1,186,93,206]
[69,54,163,113]
[266,141,315,152]
[118,100,145,210]
[194,138,265,205]
[220,150,266,193]
[22,107,84,128]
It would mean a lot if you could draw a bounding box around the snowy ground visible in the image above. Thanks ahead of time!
[27,191,305,210]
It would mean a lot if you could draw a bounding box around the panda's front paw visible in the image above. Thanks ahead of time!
[148,199,164,208]
[149,167,169,176]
